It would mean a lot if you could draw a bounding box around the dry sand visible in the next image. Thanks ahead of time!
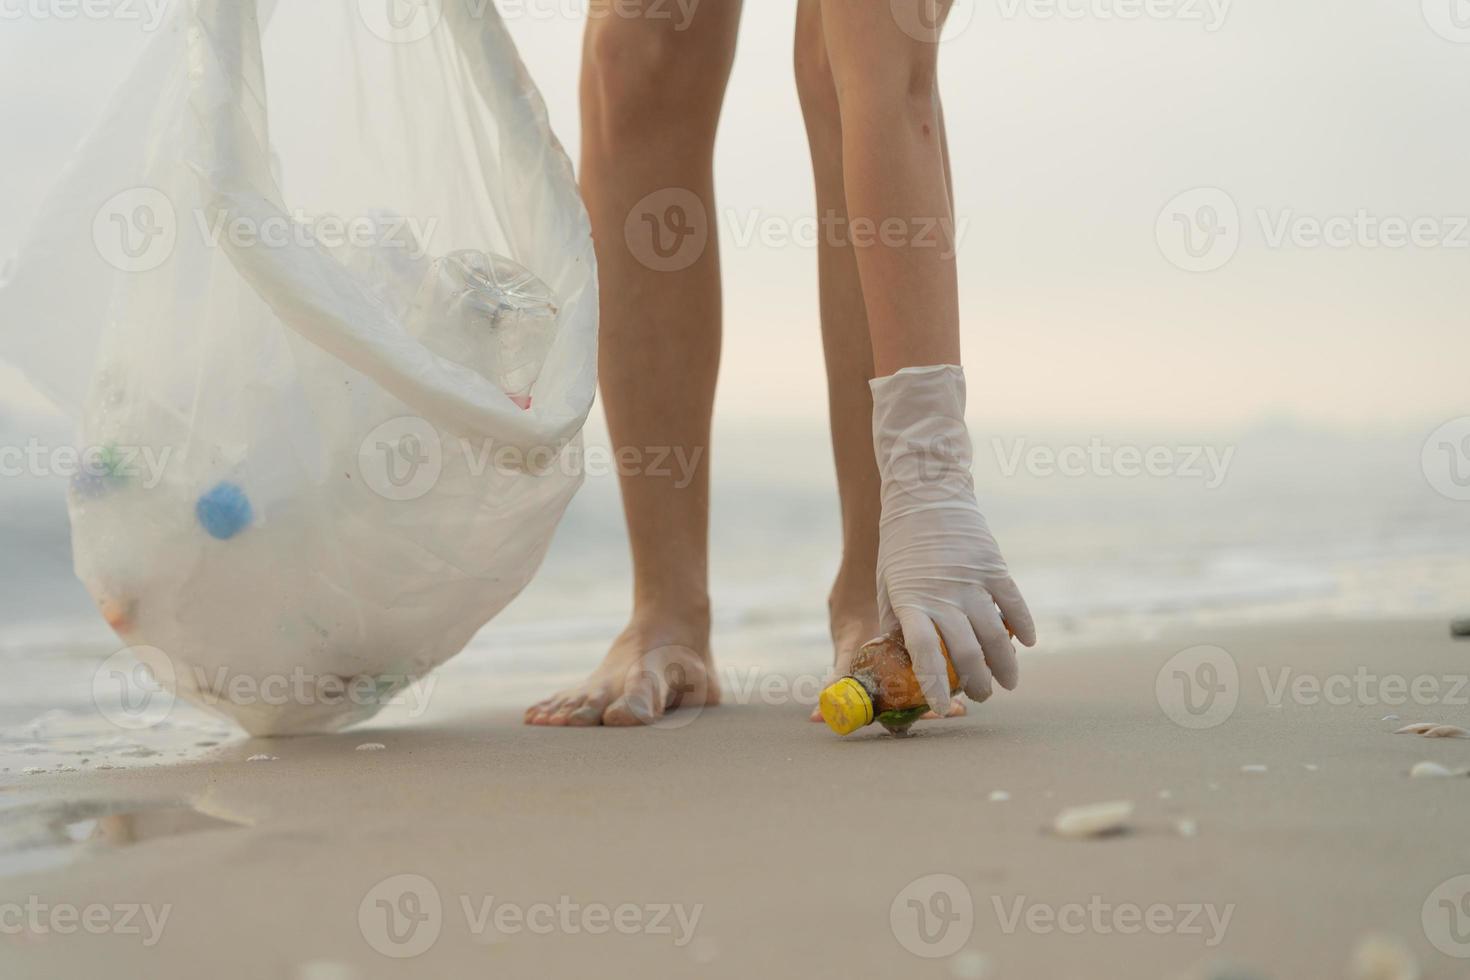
[3,616,1469,979]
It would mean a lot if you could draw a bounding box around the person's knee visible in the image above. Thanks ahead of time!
[582,18,729,149]
[822,19,940,125]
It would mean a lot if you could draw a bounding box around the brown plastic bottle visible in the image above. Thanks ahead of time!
[818,630,960,736]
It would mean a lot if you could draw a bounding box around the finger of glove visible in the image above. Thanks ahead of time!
[896,607,954,714]
[878,583,899,635]
[967,594,1019,691]
[988,575,1037,648]
[935,608,993,703]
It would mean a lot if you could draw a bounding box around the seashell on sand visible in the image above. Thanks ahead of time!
[1423,725,1469,739]
[1394,723,1436,735]
[1349,932,1420,980]
[1052,800,1134,839]
[246,754,279,763]
[355,743,387,752]
[1409,761,1456,778]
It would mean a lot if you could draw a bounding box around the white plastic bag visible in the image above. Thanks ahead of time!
[0,0,598,734]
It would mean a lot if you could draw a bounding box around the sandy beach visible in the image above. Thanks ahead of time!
[1,615,1467,979]
[2,0,1467,977]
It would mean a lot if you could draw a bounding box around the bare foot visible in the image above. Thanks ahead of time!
[525,622,719,727]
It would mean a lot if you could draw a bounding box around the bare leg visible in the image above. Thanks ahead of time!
[795,0,963,719]
[526,1,743,727]
[814,0,959,376]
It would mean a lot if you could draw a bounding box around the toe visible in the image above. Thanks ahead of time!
[920,698,969,721]
[603,690,659,727]
[524,691,568,726]
[603,646,713,727]
[566,687,614,727]
[603,665,663,726]
[546,694,588,726]
[567,703,606,726]
[528,705,566,727]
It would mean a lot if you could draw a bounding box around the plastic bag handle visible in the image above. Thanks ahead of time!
[185,0,596,457]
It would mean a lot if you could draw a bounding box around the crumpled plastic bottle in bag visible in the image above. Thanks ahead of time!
[330,216,561,410]
[412,250,561,411]
[0,0,599,735]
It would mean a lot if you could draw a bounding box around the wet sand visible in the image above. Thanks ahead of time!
[2,616,1469,979]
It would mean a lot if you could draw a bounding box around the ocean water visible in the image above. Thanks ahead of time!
[0,409,1467,742]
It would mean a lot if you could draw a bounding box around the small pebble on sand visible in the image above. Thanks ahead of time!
[1381,714,1400,722]
[355,743,387,752]
[1176,818,1199,838]
[1302,763,1319,772]
[1158,789,1173,799]
[21,767,45,775]
[687,937,721,965]
[246,754,278,763]
[1395,722,1468,738]
[988,790,1010,802]
[949,949,993,979]
[295,959,359,980]
[1052,800,1134,839]
[1241,765,1268,774]
[1349,932,1420,980]
[1409,761,1455,778]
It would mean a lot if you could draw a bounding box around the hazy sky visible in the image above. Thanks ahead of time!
[2,1,1467,433]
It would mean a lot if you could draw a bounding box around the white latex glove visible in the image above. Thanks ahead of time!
[871,364,1037,711]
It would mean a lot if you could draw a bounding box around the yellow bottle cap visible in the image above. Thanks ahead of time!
[819,677,875,736]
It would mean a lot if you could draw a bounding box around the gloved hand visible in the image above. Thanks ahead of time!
[871,364,1036,711]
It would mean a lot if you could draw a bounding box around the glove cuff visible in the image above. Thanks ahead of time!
[869,364,974,498]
